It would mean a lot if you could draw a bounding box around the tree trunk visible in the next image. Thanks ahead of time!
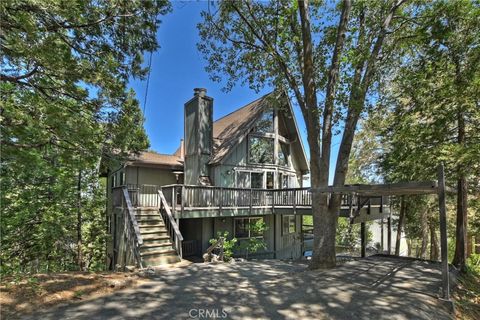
[430,220,439,261]
[452,110,468,271]
[395,196,406,256]
[299,0,350,270]
[77,170,83,271]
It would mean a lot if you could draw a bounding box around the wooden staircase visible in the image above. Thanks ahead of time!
[135,208,181,266]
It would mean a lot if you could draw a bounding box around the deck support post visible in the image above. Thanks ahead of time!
[387,213,392,255]
[380,218,384,252]
[437,164,450,301]
[361,222,366,258]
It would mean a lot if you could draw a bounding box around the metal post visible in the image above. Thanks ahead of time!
[361,222,366,258]
[438,164,450,300]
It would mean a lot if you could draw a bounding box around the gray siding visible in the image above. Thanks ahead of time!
[125,166,176,186]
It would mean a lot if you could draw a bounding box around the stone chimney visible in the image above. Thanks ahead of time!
[184,88,213,185]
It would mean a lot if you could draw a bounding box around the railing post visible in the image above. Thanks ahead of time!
[172,187,176,216]
[219,187,223,214]
[293,189,297,214]
[181,185,185,215]
[437,164,450,301]
[249,188,253,213]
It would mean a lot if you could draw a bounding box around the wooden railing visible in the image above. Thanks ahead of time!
[122,184,389,216]
[158,190,184,258]
[127,184,160,207]
[111,186,144,268]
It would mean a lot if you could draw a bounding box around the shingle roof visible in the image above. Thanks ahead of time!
[126,91,308,173]
[128,151,183,169]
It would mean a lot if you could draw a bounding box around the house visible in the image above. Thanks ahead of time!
[107,88,390,268]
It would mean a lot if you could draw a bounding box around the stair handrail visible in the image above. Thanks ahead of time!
[121,187,143,268]
[157,190,184,258]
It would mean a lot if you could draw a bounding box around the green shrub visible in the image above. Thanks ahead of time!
[209,231,237,261]
[466,253,480,276]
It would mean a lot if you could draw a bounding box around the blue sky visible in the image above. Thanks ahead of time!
[129,1,341,183]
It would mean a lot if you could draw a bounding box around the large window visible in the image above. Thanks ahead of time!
[254,111,274,133]
[282,215,296,235]
[234,217,264,239]
[278,142,290,167]
[248,136,274,164]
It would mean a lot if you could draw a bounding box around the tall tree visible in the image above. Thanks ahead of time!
[1,0,170,273]
[198,0,408,268]
[379,0,480,271]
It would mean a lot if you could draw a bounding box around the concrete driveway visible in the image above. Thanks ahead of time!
[27,256,452,320]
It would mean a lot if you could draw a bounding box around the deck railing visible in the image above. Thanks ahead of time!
[158,190,184,258]
[111,186,144,268]
[121,184,389,215]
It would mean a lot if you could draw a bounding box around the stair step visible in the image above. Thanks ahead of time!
[137,220,165,226]
[140,248,177,257]
[141,243,174,253]
[141,229,168,235]
[141,242,173,249]
[139,226,167,233]
[136,214,162,220]
[142,254,181,265]
[142,234,170,241]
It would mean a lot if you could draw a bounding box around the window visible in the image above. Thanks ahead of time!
[254,111,274,133]
[236,171,250,188]
[266,172,274,189]
[282,215,296,235]
[278,142,290,167]
[234,217,264,238]
[249,136,274,164]
[251,172,263,189]
[120,171,126,186]
[279,173,294,188]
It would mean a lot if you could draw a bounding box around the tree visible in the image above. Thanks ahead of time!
[198,0,409,268]
[378,0,480,271]
[1,0,170,273]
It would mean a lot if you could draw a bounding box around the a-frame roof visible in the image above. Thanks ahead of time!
[209,92,273,164]
[130,92,309,173]
[210,91,309,173]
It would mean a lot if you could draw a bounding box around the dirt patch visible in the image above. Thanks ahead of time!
[0,272,142,319]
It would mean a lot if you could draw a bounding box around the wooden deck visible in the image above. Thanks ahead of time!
[123,184,390,221]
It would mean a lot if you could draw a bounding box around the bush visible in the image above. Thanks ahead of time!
[466,254,480,276]
[209,231,237,261]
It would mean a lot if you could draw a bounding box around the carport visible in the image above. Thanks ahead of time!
[312,164,454,300]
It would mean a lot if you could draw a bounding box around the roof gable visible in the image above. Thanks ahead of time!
[209,92,274,164]
[210,91,309,173]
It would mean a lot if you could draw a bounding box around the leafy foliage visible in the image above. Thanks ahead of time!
[1,0,171,274]
[209,231,237,261]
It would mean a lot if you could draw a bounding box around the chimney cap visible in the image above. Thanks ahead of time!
[194,88,207,97]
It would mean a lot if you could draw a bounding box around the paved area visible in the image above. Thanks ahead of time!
[27,256,452,320]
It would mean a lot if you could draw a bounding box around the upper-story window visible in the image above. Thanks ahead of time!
[254,110,274,133]
[248,136,274,164]
[278,141,290,167]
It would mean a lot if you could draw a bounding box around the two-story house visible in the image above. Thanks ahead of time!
[107,88,389,268]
